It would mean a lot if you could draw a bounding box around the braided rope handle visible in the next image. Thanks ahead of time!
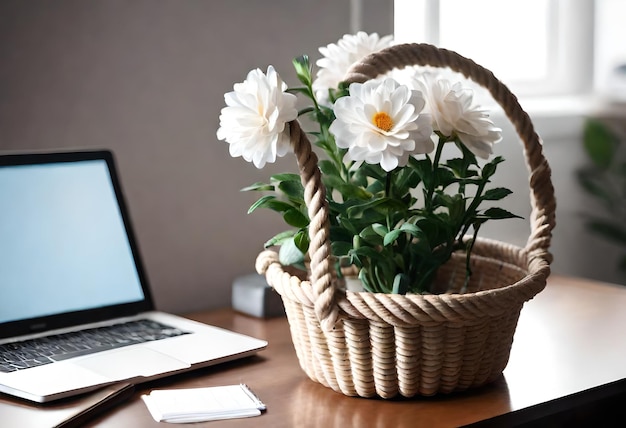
[287,120,339,329]
[284,43,556,330]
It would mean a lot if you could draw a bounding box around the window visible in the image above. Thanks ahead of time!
[393,0,595,99]
[595,0,626,100]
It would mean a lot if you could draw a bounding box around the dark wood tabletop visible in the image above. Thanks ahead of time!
[3,274,626,427]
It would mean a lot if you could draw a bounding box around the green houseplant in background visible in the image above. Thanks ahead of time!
[577,118,626,278]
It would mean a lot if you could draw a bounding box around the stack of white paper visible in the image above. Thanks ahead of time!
[141,384,266,423]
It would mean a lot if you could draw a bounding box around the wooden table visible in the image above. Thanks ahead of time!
[10,275,626,427]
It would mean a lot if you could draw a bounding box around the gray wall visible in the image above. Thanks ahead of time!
[0,0,392,314]
[1,1,622,316]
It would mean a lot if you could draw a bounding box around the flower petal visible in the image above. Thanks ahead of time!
[408,73,501,158]
[217,66,297,168]
[329,78,433,171]
[312,32,394,105]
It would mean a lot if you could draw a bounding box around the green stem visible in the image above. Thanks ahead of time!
[300,76,348,183]
[458,180,487,241]
[385,171,393,230]
[461,224,481,293]
[426,134,448,213]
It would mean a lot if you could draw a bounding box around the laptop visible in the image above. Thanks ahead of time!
[0,150,267,403]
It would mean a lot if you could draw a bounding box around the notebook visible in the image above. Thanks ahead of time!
[0,383,134,428]
[141,384,266,423]
[0,150,267,403]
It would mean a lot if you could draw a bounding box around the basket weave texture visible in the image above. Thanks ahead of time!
[255,43,556,398]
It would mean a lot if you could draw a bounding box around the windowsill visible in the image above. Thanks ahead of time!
[521,93,626,118]
[490,93,626,140]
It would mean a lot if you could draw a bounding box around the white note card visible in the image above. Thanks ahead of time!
[141,384,266,423]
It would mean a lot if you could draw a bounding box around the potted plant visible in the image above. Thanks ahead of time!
[216,33,555,398]
[577,118,626,279]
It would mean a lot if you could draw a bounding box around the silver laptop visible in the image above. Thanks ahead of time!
[0,150,267,403]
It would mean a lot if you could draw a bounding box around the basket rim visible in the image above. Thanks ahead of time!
[257,237,549,327]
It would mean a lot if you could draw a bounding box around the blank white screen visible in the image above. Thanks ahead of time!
[0,159,145,323]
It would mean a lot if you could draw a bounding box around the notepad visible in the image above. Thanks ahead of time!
[141,384,266,423]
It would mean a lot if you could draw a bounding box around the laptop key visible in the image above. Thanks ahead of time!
[50,344,118,362]
[0,364,17,372]
[0,357,53,373]
[0,319,190,372]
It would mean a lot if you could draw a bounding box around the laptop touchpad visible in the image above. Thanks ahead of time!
[74,347,190,380]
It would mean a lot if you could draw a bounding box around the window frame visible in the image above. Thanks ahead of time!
[387,0,595,99]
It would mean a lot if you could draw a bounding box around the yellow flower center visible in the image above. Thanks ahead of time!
[373,112,394,132]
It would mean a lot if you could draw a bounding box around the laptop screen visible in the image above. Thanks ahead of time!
[0,151,152,335]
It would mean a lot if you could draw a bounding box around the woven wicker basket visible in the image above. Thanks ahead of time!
[255,43,556,398]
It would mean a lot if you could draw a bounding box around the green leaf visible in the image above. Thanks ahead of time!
[437,168,458,188]
[366,180,385,194]
[346,197,407,217]
[349,246,382,260]
[448,194,466,223]
[318,159,341,177]
[283,208,309,228]
[409,157,433,187]
[248,195,276,213]
[293,230,310,254]
[482,156,504,180]
[323,176,371,200]
[455,140,479,166]
[297,107,315,116]
[264,230,295,248]
[392,273,410,295]
[359,225,384,245]
[383,229,403,246]
[355,162,386,181]
[372,262,394,293]
[358,269,376,292]
[445,158,466,177]
[247,195,293,214]
[400,222,422,236]
[328,200,347,216]
[337,217,359,235]
[584,119,618,169]
[331,241,353,257]
[330,84,350,103]
[371,223,389,237]
[480,207,523,220]
[292,55,312,86]
[314,138,333,153]
[482,187,513,201]
[287,87,313,97]
[279,236,306,266]
[241,182,274,192]
[278,180,304,203]
[330,225,354,243]
[393,166,420,193]
[271,173,301,182]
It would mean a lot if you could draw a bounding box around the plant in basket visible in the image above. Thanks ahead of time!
[216,33,554,399]
[217,32,520,294]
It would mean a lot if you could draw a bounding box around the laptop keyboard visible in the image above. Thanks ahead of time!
[0,319,190,373]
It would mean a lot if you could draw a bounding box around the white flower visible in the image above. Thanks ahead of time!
[329,78,434,172]
[217,66,298,168]
[414,75,502,159]
[313,32,393,105]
